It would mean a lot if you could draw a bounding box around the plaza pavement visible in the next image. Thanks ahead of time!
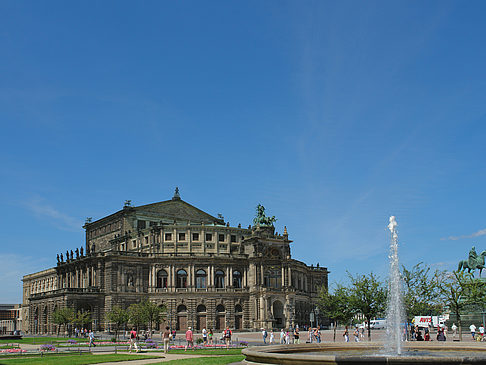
[8,329,484,364]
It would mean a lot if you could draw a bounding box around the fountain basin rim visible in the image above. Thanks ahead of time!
[242,343,486,365]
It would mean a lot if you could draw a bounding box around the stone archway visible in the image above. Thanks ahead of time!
[272,300,284,329]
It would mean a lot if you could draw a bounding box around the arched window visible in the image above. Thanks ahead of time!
[127,273,134,286]
[177,304,187,313]
[177,269,187,288]
[196,269,207,289]
[235,304,243,313]
[216,304,225,313]
[264,268,282,289]
[197,304,206,313]
[233,270,242,288]
[157,269,168,288]
[215,270,225,288]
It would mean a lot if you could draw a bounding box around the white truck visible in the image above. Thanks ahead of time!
[413,315,446,328]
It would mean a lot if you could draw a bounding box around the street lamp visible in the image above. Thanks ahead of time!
[315,306,320,328]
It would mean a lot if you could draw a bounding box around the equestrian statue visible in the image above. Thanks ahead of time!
[458,246,486,277]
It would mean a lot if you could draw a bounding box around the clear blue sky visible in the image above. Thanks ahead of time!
[1,1,486,303]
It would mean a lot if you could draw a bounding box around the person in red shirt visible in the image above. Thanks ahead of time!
[129,327,139,353]
[185,327,194,351]
[224,327,232,349]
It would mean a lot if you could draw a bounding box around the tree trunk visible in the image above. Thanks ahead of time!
[458,313,462,342]
[333,321,337,342]
[367,318,371,341]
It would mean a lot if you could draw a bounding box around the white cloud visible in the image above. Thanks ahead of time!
[441,228,486,241]
[24,197,81,232]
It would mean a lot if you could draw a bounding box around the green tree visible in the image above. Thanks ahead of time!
[52,307,75,336]
[402,262,442,321]
[318,284,354,342]
[72,310,92,331]
[437,270,486,341]
[347,272,386,341]
[141,300,166,333]
[128,302,146,332]
[106,306,130,341]
[127,300,165,334]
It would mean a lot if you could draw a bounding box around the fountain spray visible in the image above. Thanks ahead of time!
[385,216,404,355]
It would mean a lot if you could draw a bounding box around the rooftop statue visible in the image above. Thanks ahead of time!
[458,246,486,277]
[253,204,277,227]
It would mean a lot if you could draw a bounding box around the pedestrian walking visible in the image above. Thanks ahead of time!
[202,327,208,345]
[343,326,349,342]
[208,329,214,346]
[470,323,477,340]
[451,323,458,339]
[224,327,232,349]
[88,330,97,348]
[280,329,285,344]
[262,328,268,344]
[353,327,359,342]
[129,327,139,353]
[185,327,194,351]
[294,327,300,344]
[269,330,274,344]
[162,326,170,354]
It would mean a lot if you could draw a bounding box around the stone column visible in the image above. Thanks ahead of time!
[207,265,211,288]
[260,264,264,286]
[229,266,233,288]
[281,266,285,287]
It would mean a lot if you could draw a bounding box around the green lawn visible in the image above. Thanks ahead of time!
[0,353,160,365]
[164,355,244,364]
[165,348,242,355]
[0,337,88,345]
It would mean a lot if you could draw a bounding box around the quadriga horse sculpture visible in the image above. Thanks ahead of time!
[458,250,486,277]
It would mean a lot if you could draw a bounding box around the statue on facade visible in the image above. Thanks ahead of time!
[75,248,79,259]
[70,250,74,260]
[458,246,486,277]
[57,254,60,263]
[253,204,277,227]
[80,247,84,257]
[60,253,63,262]
[66,250,70,261]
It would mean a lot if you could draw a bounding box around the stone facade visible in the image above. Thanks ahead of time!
[22,190,329,334]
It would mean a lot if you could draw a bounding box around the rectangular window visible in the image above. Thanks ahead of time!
[179,233,186,241]
[144,236,149,245]
[218,234,225,242]
[165,233,172,241]
[231,235,236,243]
[137,220,146,230]
[192,232,199,241]
[205,233,213,241]
[132,240,136,248]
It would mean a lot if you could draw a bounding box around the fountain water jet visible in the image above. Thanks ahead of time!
[385,215,404,355]
[242,216,486,364]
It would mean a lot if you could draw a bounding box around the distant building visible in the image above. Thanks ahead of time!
[0,304,22,335]
[22,189,328,334]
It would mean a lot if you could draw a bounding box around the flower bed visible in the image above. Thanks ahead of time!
[40,344,56,351]
[59,341,130,347]
[0,348,27,353]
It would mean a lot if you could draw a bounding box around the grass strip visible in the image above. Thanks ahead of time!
[0,337,88,345]
[0,353,161,364]
[163,348,242,355]
[164,355,244,364]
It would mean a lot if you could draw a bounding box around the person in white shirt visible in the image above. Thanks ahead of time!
[451,323,458,338]
[470,323,477,340]
[479,325,485,341]
[280,329,285,344]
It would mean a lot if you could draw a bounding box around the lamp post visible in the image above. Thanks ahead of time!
[315,306,320,328]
